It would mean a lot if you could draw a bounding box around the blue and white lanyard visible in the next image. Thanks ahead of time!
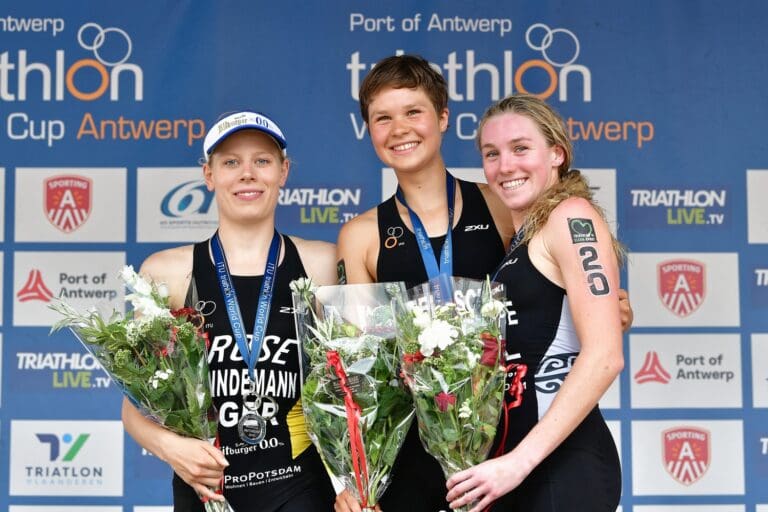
[210,230,281,382]
[395,172,456,280]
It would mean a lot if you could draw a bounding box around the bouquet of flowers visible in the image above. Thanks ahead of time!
[291,279,415,510]
[393,277,507,512]
[49,265,233,512]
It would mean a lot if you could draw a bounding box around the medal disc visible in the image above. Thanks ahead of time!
[238,412,267,445]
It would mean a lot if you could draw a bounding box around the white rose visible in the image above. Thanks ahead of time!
[119,265,136,284]
[418,319,458,355]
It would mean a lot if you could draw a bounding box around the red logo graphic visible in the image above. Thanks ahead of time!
[658,259,705,317]
[663,427,710,485]
[45,175,92,232]
[17,269,54,302]
[634,351,672,384]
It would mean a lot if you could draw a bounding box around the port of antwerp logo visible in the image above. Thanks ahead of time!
[17,269,54,302]
[663,427,710,485]
[45,175,92,232]
[634,351,671,384]
[36,433,90,461]
[658,259,705,317]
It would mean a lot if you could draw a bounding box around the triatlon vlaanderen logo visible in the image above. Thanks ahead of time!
[657,259,705,317]
[662,426,710,485]
[45,175,92,232]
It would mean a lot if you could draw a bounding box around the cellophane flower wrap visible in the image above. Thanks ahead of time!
[393,276,506,510]
[49,265,233,512]
[291,279,415,510]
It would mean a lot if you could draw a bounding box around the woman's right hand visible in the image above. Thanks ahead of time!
[163,435,229,501]
[334,489,382,512]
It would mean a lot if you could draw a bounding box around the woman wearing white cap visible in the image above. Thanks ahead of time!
[122,111,337,511]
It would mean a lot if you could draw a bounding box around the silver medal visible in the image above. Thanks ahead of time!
[237,412,267,445]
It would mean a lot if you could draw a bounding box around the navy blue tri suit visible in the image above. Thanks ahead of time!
[488,241,621,512]
[173,236,335,512]
[376,178,506,512]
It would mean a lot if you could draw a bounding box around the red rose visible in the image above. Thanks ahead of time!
[434,391,456,412]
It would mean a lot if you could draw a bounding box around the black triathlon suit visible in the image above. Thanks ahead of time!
[489,242,621,512]
[376,178,506,512]
[173,236,335,512]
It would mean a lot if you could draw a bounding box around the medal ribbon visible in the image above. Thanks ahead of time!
[396,172,455,302]
[326,350,369,508]
[211,230,281,382]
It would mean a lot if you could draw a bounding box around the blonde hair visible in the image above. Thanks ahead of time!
[478,95,625,261]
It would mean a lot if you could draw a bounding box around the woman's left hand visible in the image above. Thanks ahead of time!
[445,456,528,512]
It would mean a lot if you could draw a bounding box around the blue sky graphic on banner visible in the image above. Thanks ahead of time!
[1,0,767,509]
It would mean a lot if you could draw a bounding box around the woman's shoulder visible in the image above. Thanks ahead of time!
[288,236,337,285]
[139,245,195,307]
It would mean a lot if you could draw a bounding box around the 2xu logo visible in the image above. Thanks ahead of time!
[663,427,710,485]
[45,175,92,233]
[658,259,705,317]
[36,433,90,461]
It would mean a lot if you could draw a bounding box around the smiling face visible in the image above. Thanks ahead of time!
[366,86,449,175]
[203,129,288,224]
[479,112,564,225]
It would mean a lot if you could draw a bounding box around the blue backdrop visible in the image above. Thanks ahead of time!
[1,1,767,510]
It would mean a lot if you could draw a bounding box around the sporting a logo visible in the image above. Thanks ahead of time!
[45,175,92,232]
[658,260,705,317]
[662,427,710,485]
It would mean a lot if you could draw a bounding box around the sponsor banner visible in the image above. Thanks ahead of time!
[630,334,742,408]
[13,251,124,326]
[753,334,768,408]
[628,252,740,327]
[381,168,617,233]
[631,420,744,495]
[0,167,5,241]
[633,507,745,512]
[278,183,364,229]
[747,170,768,244]
[15,168,126,242]
[626,185,731,230]
[10,333,114,393]
[9,420,123,496]
[606,420,622,466]
[10,507,122,512]
[136,167,217,242]
[133,508,173,512]
[759,506,768,512]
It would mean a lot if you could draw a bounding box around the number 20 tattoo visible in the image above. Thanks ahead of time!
[578,246,610,296]
[568,218,610,296]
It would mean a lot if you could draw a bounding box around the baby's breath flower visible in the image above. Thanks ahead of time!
[458,399,473,420]
[481,299,506,320]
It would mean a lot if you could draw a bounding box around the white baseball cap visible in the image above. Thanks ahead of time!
[203,111,287,159]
